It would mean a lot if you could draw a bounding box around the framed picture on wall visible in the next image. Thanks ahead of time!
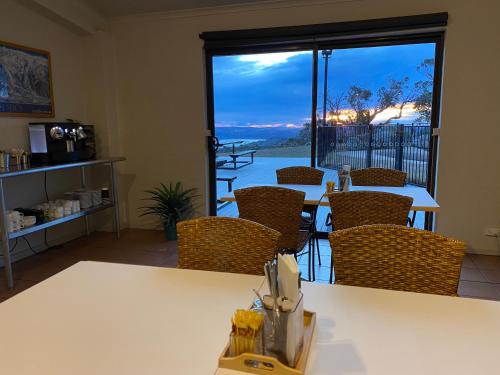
[0,40,54,117]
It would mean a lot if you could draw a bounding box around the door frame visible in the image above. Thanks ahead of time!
[205,45,316,216]
[205,32,446,231]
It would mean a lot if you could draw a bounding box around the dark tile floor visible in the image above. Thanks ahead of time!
[1,229,499,302]
[0,229,178,302]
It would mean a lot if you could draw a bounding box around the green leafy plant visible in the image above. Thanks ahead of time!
[139,182,198,227]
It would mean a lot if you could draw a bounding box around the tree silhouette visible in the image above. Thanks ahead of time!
[413,58,434,124]
[341,77,413,125]
[325,58,434,125]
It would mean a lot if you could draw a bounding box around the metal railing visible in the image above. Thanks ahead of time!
[317,124,430,186]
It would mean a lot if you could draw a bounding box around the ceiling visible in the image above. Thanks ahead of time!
[83,0,275,17]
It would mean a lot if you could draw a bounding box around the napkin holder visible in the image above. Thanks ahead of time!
[219,309,316,375]
[262,293,304,367]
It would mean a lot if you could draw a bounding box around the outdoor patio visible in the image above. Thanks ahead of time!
[216,156,425,230]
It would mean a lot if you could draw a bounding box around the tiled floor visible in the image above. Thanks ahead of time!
[0,229,178,303]
[1,229,499,303]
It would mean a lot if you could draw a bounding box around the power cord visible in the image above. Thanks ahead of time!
[0,237,38,257]
[43,171,50,248]
[21,236,38,255]
[43,172,49,201]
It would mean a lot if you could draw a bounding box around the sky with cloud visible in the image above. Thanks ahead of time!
[213,43,436,128]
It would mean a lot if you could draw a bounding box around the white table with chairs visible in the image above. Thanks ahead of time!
[219,183,439,212]
[1,261,498,375]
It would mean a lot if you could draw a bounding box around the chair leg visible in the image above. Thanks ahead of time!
[307,239,312,282]
[408,211,417,227]
[329,254,334,284]
[315,228,321,266]
[311,208,321,266]
[325,213,332,226]
[311,237,316,281]
[316,244,321,266]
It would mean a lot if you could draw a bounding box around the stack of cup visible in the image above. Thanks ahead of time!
[71,200,80,214]
[63,200,73,216]
[48,203,64,219]
[75,190,92,209]
[6,210,23,233]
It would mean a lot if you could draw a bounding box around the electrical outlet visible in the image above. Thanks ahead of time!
[484,227,500,236]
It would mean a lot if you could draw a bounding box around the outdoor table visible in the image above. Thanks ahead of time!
[1,262,498,374]
[218,183,439,212]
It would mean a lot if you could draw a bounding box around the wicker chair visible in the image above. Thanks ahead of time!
[327,191,413,283]
[276,166,324,185]
[234,186,314,279]
[177,217,280,275]
[329,224,465,296]
[350,168,407,187]
[276,166,324,268]
[328,191,413,230]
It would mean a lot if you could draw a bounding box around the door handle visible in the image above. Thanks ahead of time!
[209,136,220,152]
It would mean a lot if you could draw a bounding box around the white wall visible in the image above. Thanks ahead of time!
[0,0,102,264]
[100,0,500,254]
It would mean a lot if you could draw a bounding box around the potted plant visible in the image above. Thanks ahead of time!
[140,182,198,240]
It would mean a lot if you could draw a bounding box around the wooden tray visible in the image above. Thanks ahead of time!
[218,310,316,375]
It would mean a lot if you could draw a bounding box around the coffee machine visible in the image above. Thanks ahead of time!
[28,121,96,165]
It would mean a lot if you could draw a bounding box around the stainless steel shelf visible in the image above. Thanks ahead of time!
[0,157,125,289]
[8,203,114,240]
[0,157,126,179]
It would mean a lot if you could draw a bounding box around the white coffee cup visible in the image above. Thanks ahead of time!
[71,200,80,213]
[7,210,23,232]
[23,216,36,227]
[54,206,64,219]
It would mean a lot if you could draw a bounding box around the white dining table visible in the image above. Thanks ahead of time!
[0,262,264,375]
[1,262,499,374]
[219,183,439,212]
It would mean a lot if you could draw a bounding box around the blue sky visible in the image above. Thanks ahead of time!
[213,43,435,128]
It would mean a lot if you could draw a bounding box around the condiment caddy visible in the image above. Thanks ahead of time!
[218,255,316,375]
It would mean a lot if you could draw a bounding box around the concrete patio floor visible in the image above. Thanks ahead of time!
[216,156,425,230]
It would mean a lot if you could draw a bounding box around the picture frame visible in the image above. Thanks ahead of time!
[0,40,54,117]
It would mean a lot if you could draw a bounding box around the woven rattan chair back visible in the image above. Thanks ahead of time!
[177,217,280,275]
[350,168,406,186]
[235,186,305,249]
[276,166,324,185]
[328,191,413,230]
[329,224,465,295]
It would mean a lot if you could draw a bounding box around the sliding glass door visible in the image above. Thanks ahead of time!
[209,50,317,217]
[206,34,444,230]
[316,41,441,229]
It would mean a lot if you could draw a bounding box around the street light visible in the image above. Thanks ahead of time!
[321,49,333,125]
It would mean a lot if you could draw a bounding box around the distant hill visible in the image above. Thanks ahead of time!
[215,126,301,141]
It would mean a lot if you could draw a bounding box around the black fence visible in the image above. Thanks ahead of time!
[317,124,430,186]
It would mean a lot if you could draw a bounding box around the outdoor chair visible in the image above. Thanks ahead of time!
[349,167,421,226]
[234,186,315,280]
[276,166,324,267]
[329,224,465,296]
[276,166,324,185]
[177,217,280,275]
[350,168,407,187]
